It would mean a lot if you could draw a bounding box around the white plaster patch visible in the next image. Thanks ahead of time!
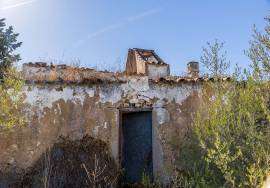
[93,126,99,136]
[24,86,102,111]
[99,86,122,104]
[142,85,201,105]
[122,77,149,95]
[57,103,62,115]
[24,80,201,122]
[104,122,108,129]
[36,142,40,147]
[85,89,95,98]
[147,64,169,79]
[121,79,201,106]
[25,86,87,109]
[153,99,165,108]
[155,108,170,125]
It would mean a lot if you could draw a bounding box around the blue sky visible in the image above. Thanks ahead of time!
[0,0,269,74]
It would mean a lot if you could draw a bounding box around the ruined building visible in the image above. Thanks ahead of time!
[126,48,170,79]
[0,48,226,187]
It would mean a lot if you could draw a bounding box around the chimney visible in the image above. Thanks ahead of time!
[187,61,199,78]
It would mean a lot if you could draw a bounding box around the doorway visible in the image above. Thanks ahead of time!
[120,110,153,184]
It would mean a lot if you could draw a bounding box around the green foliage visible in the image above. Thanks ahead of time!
[193,78,270,187]
[141,173,161,188]
[247,17,270,80]
[174,36,270,187]
[0,18,22,77]
[200,39,230,77]
[0,18,26,132]
[0,68,27,132]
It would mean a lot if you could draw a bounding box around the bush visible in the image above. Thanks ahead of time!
[174,27,270,186]
[175,77,270,187]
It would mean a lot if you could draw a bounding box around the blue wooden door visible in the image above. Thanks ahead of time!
[122,111,153,184]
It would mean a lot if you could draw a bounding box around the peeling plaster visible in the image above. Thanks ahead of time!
[142,85,201,105]
[25,86,87,109]
[9,78,203,185]
[99,86,122,104]
[156,108,170,125]
[25,79,201,113]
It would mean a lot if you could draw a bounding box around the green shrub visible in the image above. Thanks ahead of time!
[174,21,270,186]
[0,19,26,132]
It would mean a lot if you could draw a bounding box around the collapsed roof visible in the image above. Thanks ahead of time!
[132,48,167,65]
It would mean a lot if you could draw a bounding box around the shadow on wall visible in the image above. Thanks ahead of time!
[18,136,119,188]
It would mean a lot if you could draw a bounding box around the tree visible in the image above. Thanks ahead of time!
[247,17,270,80]
[200,40,230,77]
[0,18,26,132]
[0,18,22,77]
[174,38,270,187]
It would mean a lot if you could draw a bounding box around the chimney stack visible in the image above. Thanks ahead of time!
[187,61,199,78]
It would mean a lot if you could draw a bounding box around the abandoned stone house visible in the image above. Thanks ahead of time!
[126,48,170,79]
[0,48,226,187]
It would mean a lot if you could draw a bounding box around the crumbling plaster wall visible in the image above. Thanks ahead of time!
[0,77,202,183]
[134,51,146,74]
[147,64,170,80]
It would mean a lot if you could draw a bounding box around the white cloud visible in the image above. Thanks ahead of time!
[1,0,37,11]
[74,7,161,47]
[127,8,161,22]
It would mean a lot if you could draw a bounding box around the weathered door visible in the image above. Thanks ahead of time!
[121,111,153,184]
